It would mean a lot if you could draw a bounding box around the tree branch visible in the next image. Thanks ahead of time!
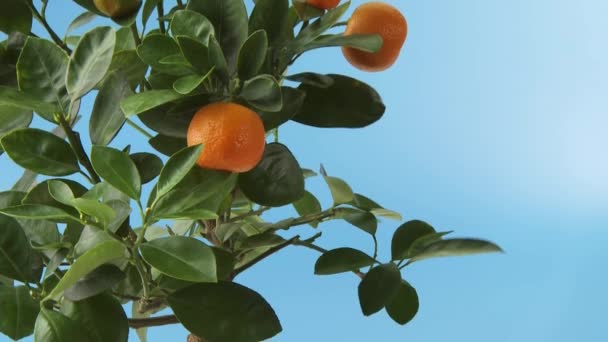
[57,114,101,183]
[233,236,300,277]
[128,314,179,329]
[227,206,270,223]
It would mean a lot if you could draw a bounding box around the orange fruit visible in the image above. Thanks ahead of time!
[93,0,141,19]
[187,103,266,173]
[307,0,340,10]
[342,2,408,72]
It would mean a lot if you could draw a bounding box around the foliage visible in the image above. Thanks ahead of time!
[0,0,502,341]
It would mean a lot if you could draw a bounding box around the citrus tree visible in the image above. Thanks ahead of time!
[0,0,503,341]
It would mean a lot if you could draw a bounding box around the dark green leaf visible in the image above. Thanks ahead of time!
[240,74,282,112]
[238,30,268,80]
[171,10,215,44]
[142,0,161,27]
[292,190,321,227]
[34,309,87,342]
[105,200,131,233]
[156,145,203,199]
[0,106,33,143]
[137,34,189,75]
[285,72,333,88]
[149,134,187,156]
[0,0,31,34]
[341,208,378,235]
[140,236,216,283]
[0,285,39,340]
[90,72,131,146]
[386,281,419,325]
[23,179,86,217]
[208,35,229,82]
[391,220,436,260]
[249,0,291,46]
[349,193,382,211]
[239,232,285,250]
[358,263,401,316]
[294,74,385,128]
[173,68,214,95]
[260,86,305,131]
[187,0,248,72]
[20,220,60,248]
[121,89,183,117]
[315,248,375,275]
[299,33,382,54]
[61,293,128,342]
[410,238,504,263]
[212,248,235,281]
[64,265,125,302]
[106,49,148,89]
[91,146,141,200]
[292,1,350,47]
[67,27,116,100]
[130,152,163,184]
[1,128,79,176]
[239,143,305,207]
[0,215,34,281]
[407,231,453,257]
[0,205,78,224]
[168,282,282,342]
[0,86,59,120]
[176,36,212,74]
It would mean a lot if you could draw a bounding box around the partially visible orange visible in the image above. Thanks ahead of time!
[306,0,340,10]
[187,103,266,173]
[342,2,408,72]
[93,0,141,19]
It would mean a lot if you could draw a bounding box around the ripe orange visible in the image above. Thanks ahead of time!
[342,2,408,72]
[93,0,141,19]
[307,0,340,10]
[187,103,266,173]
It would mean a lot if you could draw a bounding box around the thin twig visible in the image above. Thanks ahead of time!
[157,2,166,34]
[233,236,300,277]
[130,23,142,46]
[25,1,71,53]
[227,206,270,223]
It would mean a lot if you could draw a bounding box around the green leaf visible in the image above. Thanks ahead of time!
[171,10,215,44]
[0,0,32,35]
[410,238,504,263]
[34,309,87,342]
[239,143,305,207]
[142,0,161,28]
[0,285,39,340]
[115,27,137,51]
[45,240,129,302]
[20,220,60,248]
[298,33,383,54]
[168,282,282,342]
[130,152,163,184]
[391,220,436,260]
[208,35,229,82]
[65,12,97,38]
[90,72,131,145]
[105,200,131,233]
[238,30,268,80]
[187,0,249,72]
[16,37,70,115]
[349,193,382,211]
[386,281,419,325]
[358,263,401,316]
[91,146,141,200]
[140,236,217,283]
[370,208,402,221]
[173,67,214,95]
[176,36,213,74]
[67,26,116,100]
[120,89,183,117]
[285,72,334,88]
[149,134,187,156]
[314,248,375,275]
[294,74,385,128]
[0,86,59,119]
[1,128,79,176]
[156,145,203,200]
[249,0,291,47]
[239,233,285,250]
[0,106,32,144]
[290,0,324,22]
[23,179,86,217]
[260,86,305,131]
[72,198,116,228]
[47,180,76,206]
[64,265,125,301]
[137,34,189,75]
[292,190,322,227]
[340,208,378,235]
[73,226,114,258]
[61,293,129,342]
[323,175,354,206]
[0,205,78,223]
[407,231,453,257]
[106,49,148,89]
[0,215,34,282]
[240,74,282,112]
[292,1,350,47]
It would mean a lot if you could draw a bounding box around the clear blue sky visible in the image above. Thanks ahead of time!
[2,0,608,341]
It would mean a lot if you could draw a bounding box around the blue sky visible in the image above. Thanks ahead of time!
[2,0,608,341]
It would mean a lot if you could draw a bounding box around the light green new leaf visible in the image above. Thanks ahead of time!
[91,146,141,200]
[323,175,354,206]
[409,239,504,263]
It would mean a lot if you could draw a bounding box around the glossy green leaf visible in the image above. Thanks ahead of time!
[386,281,419,325]
[43,248,68,280]
[120,89,183,117]
[291,0,324,22]
[315,248,375,275]
[358,263,401,316]
[130,152,163,184]
[105,200,131,233]
[0,205,78,223]
[0,106,33,145]
[176,36,212,74]
[292,1,350,47]
[238,30,268,80]
[137,34,189,75]
[249,0,291,47]
[73,226,114,258]
[0,0,31,35]
[140,236,216,283]
[64,265,125,302]
[67,26,116,100]
[45,240,129,302]
[0,215,34,282]
[294,74,385,128]
[410,238,504,263]
[65,12,97,38]
[349,193,382,211]
[0,285,39,340]
[298,33,382,54]
[149,134,187,156]
[47,180,76,206]
[260,86,305,131]
[20,220,60,248]
[208,35,229,82]
[72,198,115,228]
[407,231,453,257]
[1,128,79,176]
[105,49,148,89]
[171,10,215,44]
[239,143,305,207]
[34,309,87,342]
[341,208,378,235]
[0,86,59,120]
[90,72,131,145]
[168,282,282,342]
[23,179,86,217]
[61,293,129,342]
[323,175,354,206]
[292,190,322,227]
[91,146,141,200]
[240,74,282,112]
[187,0,248,72]
[239,233,285,250]
[391,220,436,260]
[156,145,203,200]
[173,67,214,95]
[16,37,70,114]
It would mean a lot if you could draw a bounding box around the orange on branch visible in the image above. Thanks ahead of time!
[93,0,141,19]
[306,0,341,10]
[187,103,266,173]
[342,2,408,72]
